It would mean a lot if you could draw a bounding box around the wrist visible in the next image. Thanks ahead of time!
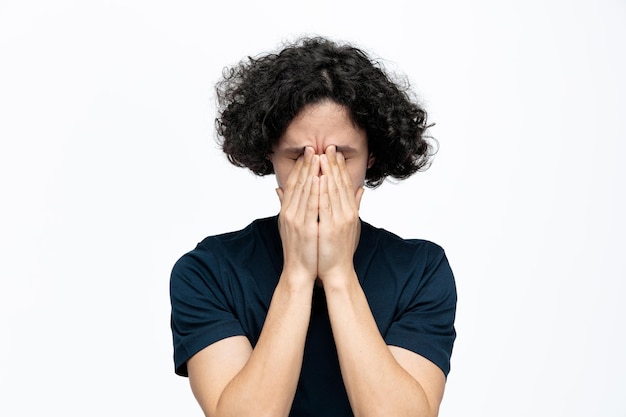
[279,268,316,293]
[319,268,359,293]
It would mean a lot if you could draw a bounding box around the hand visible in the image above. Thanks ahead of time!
[317,145,364,284]
[276,147,321,286]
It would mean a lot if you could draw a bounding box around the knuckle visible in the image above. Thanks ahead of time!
[295,177,306,188]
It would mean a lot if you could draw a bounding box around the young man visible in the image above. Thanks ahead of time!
[170,37,457,417]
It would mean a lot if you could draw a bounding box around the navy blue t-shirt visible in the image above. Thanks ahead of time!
[170,216,456,416]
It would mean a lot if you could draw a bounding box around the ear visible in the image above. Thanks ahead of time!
[367,153,375,169]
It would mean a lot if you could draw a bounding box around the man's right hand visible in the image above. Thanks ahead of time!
[275,146,320,286]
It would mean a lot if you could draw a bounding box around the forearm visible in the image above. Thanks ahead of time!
[324,274,436,417]
[216,278,313,417]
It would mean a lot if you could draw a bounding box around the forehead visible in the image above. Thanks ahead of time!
[276,102,367,152]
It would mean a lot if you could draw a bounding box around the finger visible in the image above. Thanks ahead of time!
[310,152,321,177]
[320,147,339,186]
[305,175,320,224]
[283,147,314,210]
[335,151,358,210]
[293,147,316,216]
[276,187,284,204]
[295,153,319,220]
[318,174,332,224]
[320,153,340,215]
[319,153,334,200]
[337,152,363,210]
[299,146,314,182]
[321,146,347,212]
[281,155,305,208]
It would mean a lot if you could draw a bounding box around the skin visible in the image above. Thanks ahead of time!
[187,101,446,417]
[270,101,373,285]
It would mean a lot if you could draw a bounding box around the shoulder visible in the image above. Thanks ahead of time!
[197,216,275,250]
[181,216,276,261]
[171,216,278,283]
[359,220,454,294]
[361,220,447,263]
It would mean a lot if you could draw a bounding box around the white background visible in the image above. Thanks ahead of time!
[1,0,625,415]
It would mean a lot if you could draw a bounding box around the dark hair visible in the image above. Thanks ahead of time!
[215,36,434,188]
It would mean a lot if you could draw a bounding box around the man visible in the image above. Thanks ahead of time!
[170,37,456,417]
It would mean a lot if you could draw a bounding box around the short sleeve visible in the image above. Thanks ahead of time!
[170,247,245,376]
[384,245,457,376]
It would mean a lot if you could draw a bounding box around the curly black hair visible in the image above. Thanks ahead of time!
[215,36,434,188]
